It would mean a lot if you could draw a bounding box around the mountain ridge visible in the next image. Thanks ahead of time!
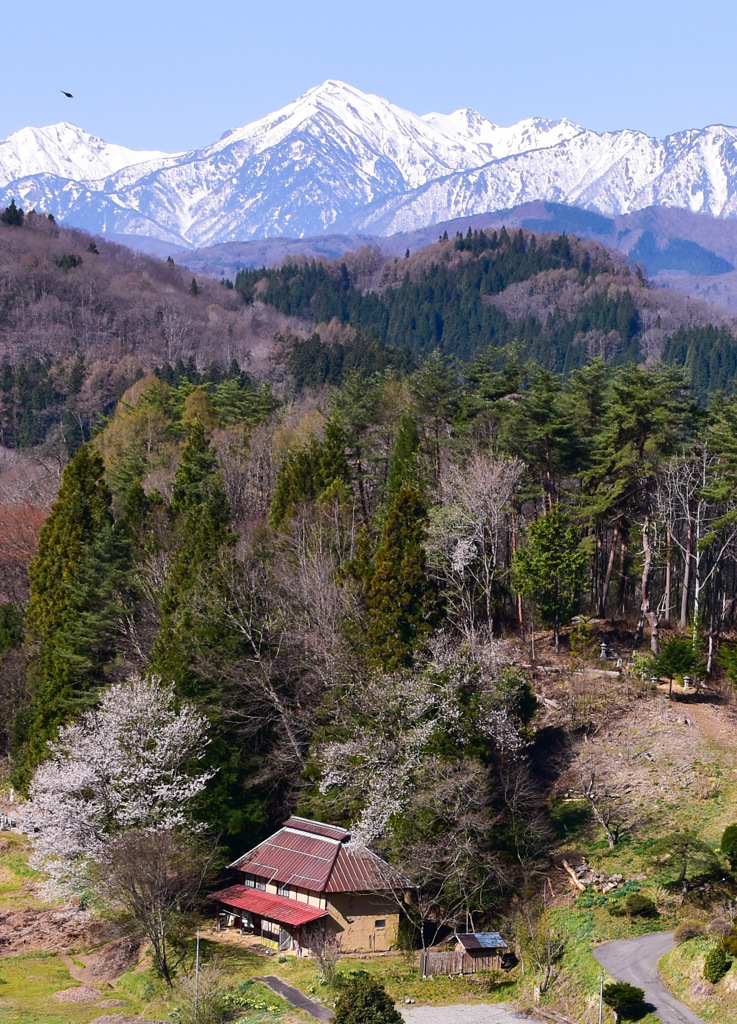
[5,81,737,248]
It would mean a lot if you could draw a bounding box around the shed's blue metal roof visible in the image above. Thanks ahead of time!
[455,931,507,950]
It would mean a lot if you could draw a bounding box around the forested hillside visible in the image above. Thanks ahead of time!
[7,208,737,1022]
[237,227,737,394]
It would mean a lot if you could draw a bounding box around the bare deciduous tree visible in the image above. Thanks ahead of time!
[427,454,524,639]
[96,828,215,986]
[306,923,344,984]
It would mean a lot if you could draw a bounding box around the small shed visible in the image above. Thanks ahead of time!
[455,932,508,969]
[420,931,508,976]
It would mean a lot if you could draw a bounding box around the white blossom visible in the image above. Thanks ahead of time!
[26,677,215,883]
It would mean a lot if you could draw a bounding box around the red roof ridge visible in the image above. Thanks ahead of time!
[282,816,350,840]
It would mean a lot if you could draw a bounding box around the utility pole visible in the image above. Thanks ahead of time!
[195,929,200,1021]
[598,971,604,1024]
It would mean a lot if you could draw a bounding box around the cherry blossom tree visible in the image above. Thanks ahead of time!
[26,677,215,885]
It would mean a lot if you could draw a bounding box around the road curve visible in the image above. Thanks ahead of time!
[594,931,706,1024]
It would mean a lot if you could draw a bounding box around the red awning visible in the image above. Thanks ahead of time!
[210,884,328,928]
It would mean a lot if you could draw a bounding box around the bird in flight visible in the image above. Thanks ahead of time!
[60,90,73,98]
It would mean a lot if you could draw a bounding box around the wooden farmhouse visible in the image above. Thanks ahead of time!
[211,816,404,954]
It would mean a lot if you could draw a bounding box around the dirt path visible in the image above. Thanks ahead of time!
[595,931,706,1024]
[677,696,737,751]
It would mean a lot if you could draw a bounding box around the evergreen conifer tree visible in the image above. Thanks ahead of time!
[367,485,434,670]
[513,503,586,652]
[151,418,233,688]
[387,413,423,501]
[18,445,131,779]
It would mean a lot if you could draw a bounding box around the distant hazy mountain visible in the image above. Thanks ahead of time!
[5,81,737,248]
[172,202,737,313]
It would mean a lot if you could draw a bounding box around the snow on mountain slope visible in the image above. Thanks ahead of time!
[3,82,737,248]
[203,81,501,188]
[350,124,737,235]
[0,123,175,189]
[420,109,583,158]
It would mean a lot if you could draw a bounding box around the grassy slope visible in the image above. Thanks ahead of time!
[537,673,737,1024]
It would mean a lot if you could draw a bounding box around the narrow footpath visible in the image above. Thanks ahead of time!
[594,931,706,1024]
[255,975,334,1021]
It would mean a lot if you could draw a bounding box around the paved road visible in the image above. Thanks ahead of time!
[594,931,706,1024]
[255,976,531,1024]
[255,975,334,1021]
[401,1005,533,1023]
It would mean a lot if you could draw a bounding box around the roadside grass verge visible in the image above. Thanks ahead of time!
[659,937,737,1023]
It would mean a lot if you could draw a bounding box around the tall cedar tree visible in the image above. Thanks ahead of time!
[18,445,130,779]
[386,412,424,501]
[270,417,350,527]
[151,418,233,689]
[513,503,587,651]
[367,484,435,670]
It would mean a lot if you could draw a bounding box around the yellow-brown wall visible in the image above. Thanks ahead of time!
[326,893,399,953]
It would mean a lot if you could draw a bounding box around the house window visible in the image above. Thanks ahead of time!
[374,919,386,929]
[244,873,265,890]
[277,881,291,898]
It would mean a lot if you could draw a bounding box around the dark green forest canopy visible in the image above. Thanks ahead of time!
[235,229,737,395]
[236,230,640,367]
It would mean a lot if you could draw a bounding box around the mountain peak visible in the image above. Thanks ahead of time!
[0,121,173,189]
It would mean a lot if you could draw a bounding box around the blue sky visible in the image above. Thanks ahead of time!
[5,0,737,152]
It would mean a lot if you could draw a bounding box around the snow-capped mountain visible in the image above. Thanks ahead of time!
[0,122,175,189]
[3,81,737,248]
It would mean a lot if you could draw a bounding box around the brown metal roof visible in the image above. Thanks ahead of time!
[325,843,401,893]
[211,885,328,927]
[232,825,342,891]
[230,817,403,895]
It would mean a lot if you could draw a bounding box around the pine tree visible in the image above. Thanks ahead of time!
[17,446,131,779]
[513,503,586,651]
[409,351,460,490]
[367,485,434,670]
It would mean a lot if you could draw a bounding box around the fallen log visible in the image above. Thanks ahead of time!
[561,859,586,891]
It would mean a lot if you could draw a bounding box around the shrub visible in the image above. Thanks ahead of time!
[721,824,737,868]
[174,964,230,1024]
[673,920,705,943]
[703,944,730,984]
[332,976,403,1024]
[625,893,657,918]
[707,918,732,941]
[602,981,645,1020]
[722,927,737,957]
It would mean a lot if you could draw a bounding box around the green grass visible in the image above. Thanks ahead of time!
[0,834,42,910]
[197,936,517,1007]
[659,938,737,1023]
[0,951,135,1024]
